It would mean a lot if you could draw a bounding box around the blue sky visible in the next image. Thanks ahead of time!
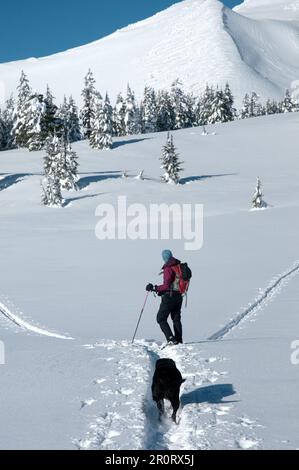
[0,0,242,63]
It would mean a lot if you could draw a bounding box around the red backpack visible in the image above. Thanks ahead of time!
[171,263,192,295]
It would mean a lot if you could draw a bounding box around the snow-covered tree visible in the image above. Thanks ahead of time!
[68,96,81,142]
[241,92,262,119]
[27,93,46,151]
[208,88,228,124]
[0,110,5,150]
[265,99,280,115]
[281,89,297,113]
[44,134,78,191]
[199,85,214,125]
[124,85,141,135]
[141,86,157,134]
[223,83,236,121]
[156,90,176,132]
[160,133,183,184]
[170,80,189,130]
[40,85,61,141]
[81,69,97,139]
[113,93,126,137]
[14,71,32,148]
[41,176,63,208]
[1,95,16,150]
[252,177,267,209]
[90,93,113,150]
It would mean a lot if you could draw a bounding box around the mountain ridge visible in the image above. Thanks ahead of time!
[0,0,298,107]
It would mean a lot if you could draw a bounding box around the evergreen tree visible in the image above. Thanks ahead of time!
[124,84,141,135]
[209,88,229,124]
[41,176,63,207]
[90,93,113,150]
[44,135,78,190]
[27,93,46,151]
[14,71,32,148]
[241,92,262,119]
[141,86,157,134]
[265,99,280,115]
[160,133,183,184]
[1,95,16,149]
[252,177,267,209]
[281,89,297,113]
[59,138,79,190]
[171,80,189,129]
[199,85,215,125]
[113,93,126,137]
[68,96,81,142]
[223,83,236,121]
[81,69,97,138]
[0,110,5,150]
[156,90,176,132]
[41,85,61,141]
[58,96,70,138]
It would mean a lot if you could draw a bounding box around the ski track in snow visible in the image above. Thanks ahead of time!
[0,300,73,340]
[76,340,261,450]
[208,260,299,341]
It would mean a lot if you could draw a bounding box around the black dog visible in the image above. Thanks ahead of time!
[152,358,185,423]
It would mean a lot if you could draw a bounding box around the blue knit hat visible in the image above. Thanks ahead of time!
[162,250,173,263]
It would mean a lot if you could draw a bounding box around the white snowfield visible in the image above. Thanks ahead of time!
[1,0,299,107]
[1,112,299,449]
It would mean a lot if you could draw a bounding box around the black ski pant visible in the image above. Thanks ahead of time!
[157,292,183,343]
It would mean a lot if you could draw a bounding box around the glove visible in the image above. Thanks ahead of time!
[146,283,154,292]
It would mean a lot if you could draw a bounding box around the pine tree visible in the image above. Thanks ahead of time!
[59,138,79,190]
[171,80,189,130]
[223,83,236,121]
[1,95,16,149]
[113,93,126,137]
[40,85,61,141]
[209,88,229,124]
[156,90,176,132]
[81,69,97,139]
[141,86,157,134]
[160,133,183,184]
[41,176,63,207]
[265,99,279,115]
[199,85,215,125]
[281,89,297,113]
[0,110,5,150]
[252,177,267,209]
[241,92,262,119]
[14,71,32,148]
[124,84,141,135]
[27,93,46,151]
[68,96,81,142]
[90,93,113,150]
[59,96,70,139]
[44,135,78,191]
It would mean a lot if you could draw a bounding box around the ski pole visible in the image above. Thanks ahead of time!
[132,292,150,344]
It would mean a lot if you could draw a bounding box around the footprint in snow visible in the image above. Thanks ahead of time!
[80,399,97,409]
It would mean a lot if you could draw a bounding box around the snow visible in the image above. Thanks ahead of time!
[1,0,299,107]
[1,112,299,449]
[235,0,299,20]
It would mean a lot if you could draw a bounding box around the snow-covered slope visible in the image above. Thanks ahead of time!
[1,0,299,107]
[235,0,299,20]
[1,113,299,448]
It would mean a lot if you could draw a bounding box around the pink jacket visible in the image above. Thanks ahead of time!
[156,257,181,294]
